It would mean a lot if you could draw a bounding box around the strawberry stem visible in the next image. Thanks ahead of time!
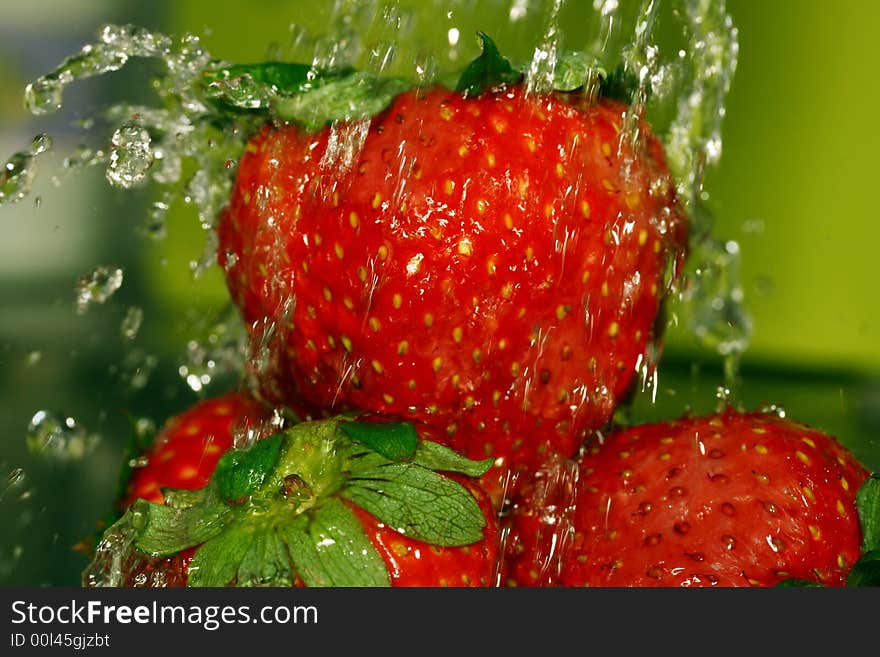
[101,417,492,586]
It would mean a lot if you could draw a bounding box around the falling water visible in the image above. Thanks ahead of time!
[3,0,742,587]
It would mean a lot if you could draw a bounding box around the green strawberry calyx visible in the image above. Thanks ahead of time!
[778,474,880,587]
[106,417,493,587]
[847,475,880,586]
[201,32,633,131]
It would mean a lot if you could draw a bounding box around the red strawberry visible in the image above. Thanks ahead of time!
[88,416,500,588]
[120,391,273,509]
[108,391,273,587]
[504,409,871,587]
[218,82,686,502]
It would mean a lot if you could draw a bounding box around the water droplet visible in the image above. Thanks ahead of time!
[25,411,98,461]
[24,77,64,116]
[62,145,103,174]
[759,403,786,419]
[413,50,438,85]
[7,468,25,488]
[75,266,124,314]
[205,73,273,110]
[233,410,285,450]
[319,119,371,176]
[129,455,150,468]
[525,0,564,96]
[31,133,53,155]
[0,468,26,503]
[177,310,249,393]
[25,351,42,366]
[140,196,172,241]
[675,238,752,358]
[98,23,173,59]
[121,306,144,340]
[25,24,172,118]
[82,515,138,587]
[0,151,37,205]
[222,250,239,271]
[106,122,153,188]
[665,0,739,237]
[133,417,157,441]
[509,0,530,22]
[119,349,157,390]
[185,168,231,232]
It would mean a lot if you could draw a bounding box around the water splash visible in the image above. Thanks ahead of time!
[233,407,288,451]
[674,237,752,389]
[106,122,154,188]
[142,196,173,240]
[24,24,173,116]
[115,348,158,391]
[759,402,787,419]
[665,0,739,237]
[25,411,99,461]
[0,469,26,502]
[0,134,53,205]
[525,0,565,96]
[591,0,621,54]
[75,266,124,314]
[619,0,746,382]
[15,24,261,282]
[8,4,749,588]
[82,517,136,587]
[178,309,249,394]
[618,0,661,152]
[120,306,144,340]
[59,144,106,181]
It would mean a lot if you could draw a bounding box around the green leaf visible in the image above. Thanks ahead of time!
[857,475,880,553]
[200,60,405,127]
[114,414,158,510]
[202,62,357,113]
[340,420,419,462]
[214,433,284,502]
[130,488,231,557]
[187,510,296,587]
[552,51,605,92]
[412,440,493,477]
[281,498,390,587]
[847,550,880,587]
[775,578,825,588]
[344,460,487,546]
[235,526,295,587]
[598,63,640,104]
[186,522,253,587]
[274,72,412,131]
[162,486,213,509]
[204,62,312,91]
[455,32,523,98]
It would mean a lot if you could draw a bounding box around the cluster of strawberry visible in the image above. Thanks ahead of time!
[89,37,877,588]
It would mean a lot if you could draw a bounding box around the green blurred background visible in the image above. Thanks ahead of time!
[0,0,877,585]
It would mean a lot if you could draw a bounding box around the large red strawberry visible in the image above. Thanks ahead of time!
[504,408,873,587]
[87,415,500,587]
[120,391,274,509]
[217,38,687,501]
